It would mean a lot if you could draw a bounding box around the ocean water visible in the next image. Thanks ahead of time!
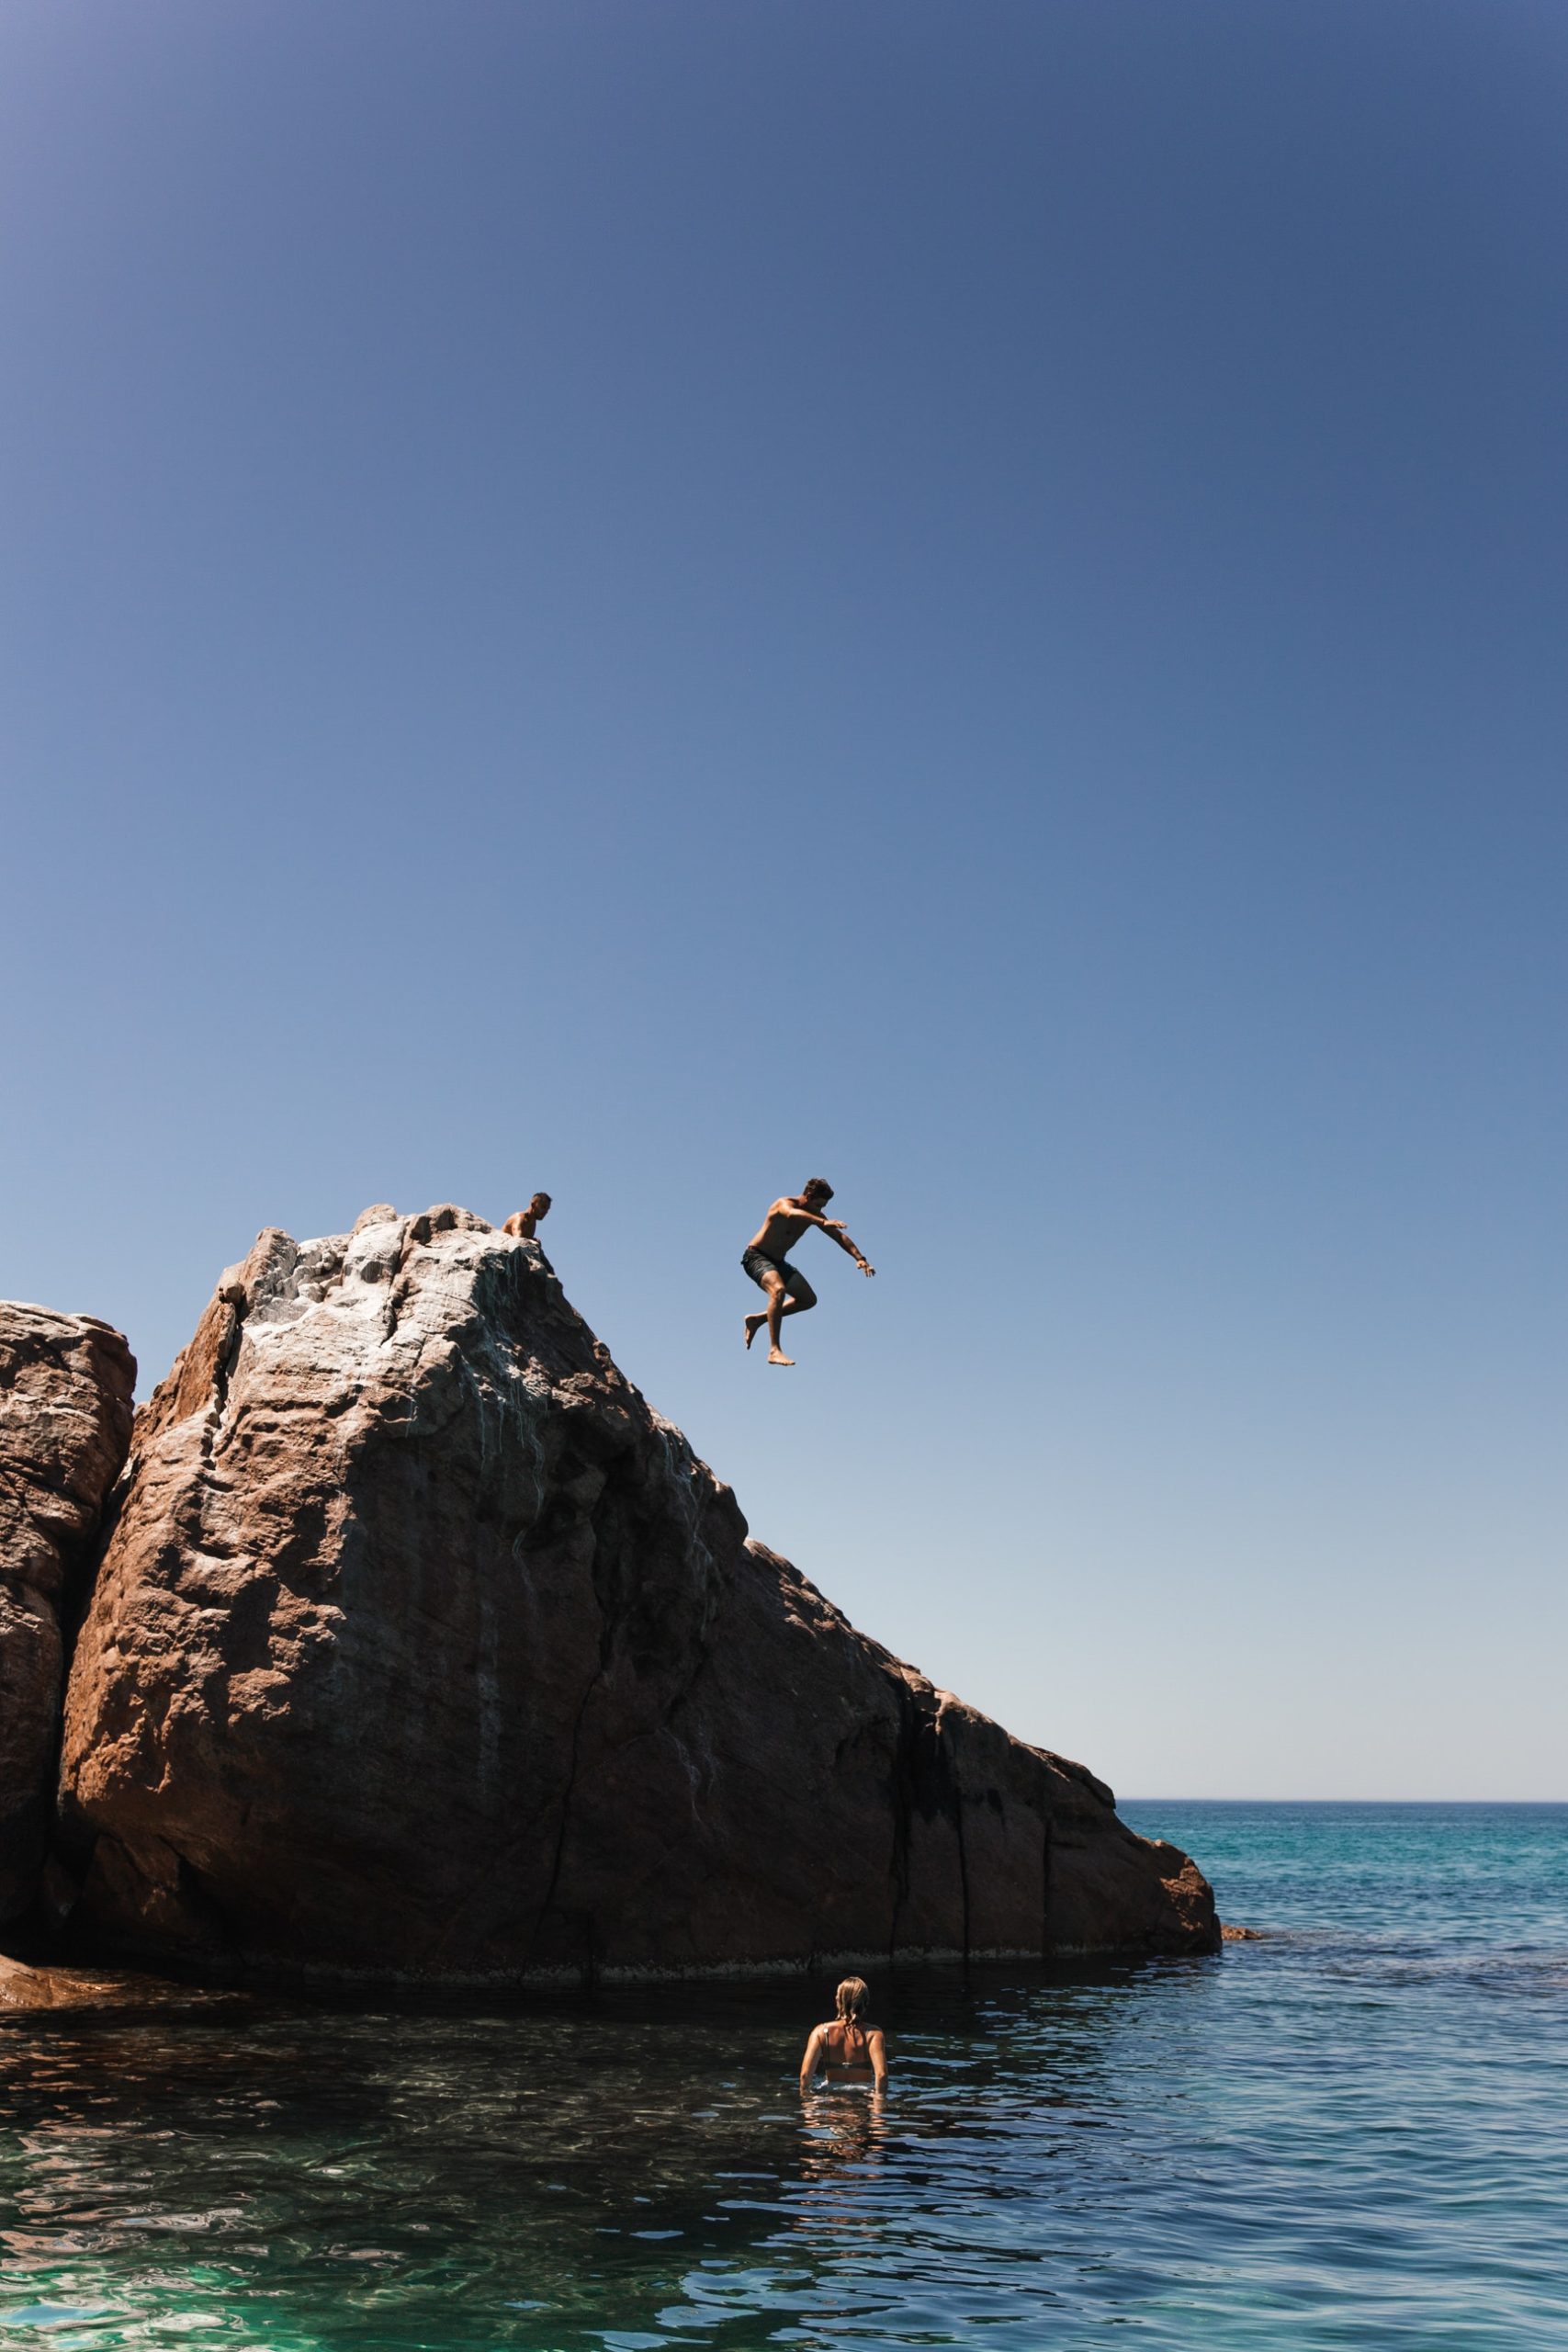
[1,1803,1564,2351]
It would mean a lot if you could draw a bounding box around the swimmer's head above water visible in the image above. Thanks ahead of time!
[835,1975,869,2028]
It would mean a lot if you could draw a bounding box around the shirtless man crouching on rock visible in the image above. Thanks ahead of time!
[742,1178,874,1366]
[502,1193,551,1239]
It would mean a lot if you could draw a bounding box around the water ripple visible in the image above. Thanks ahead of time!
[0,1804,1564,2347]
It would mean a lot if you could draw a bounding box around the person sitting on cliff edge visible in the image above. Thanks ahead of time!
[742,1177,874,1366]
[502,1192,551,1240]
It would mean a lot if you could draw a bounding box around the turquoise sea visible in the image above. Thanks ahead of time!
[2,1803,1564,2350]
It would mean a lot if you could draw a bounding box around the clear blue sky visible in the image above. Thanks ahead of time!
[4,1,1563,1799]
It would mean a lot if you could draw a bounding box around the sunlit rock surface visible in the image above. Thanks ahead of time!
[0,1304,134,1919]
[58,1206,1217,1981]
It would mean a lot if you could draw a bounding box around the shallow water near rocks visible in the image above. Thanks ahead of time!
[2,1804,1565,2350]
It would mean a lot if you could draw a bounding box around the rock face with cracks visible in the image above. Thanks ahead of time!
[58,1207,1217,1981]
[0,1305,135,1920]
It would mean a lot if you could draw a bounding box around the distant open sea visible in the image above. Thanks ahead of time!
[2,1803,1564,2350]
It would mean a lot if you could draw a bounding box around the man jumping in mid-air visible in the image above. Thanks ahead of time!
[742,1178,874,1366]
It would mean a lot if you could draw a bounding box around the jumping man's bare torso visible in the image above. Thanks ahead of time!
[747,1202,817,1258]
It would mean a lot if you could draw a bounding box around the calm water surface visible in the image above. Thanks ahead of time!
[2,1804,1564,2350]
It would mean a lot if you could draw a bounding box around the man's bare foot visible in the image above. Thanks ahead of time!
[744,1314,766,1351]
[767,1348,795,1366]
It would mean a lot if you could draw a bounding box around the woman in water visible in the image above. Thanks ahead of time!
[799,1977,888,2091]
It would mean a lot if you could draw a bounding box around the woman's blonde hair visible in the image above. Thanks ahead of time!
[834,1976,870,2026]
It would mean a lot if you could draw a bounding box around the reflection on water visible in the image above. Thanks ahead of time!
[2,1805,1566,2350]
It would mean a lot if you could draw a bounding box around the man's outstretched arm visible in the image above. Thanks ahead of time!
[818,1217,874,1275]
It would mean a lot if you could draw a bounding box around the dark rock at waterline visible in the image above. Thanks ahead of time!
[55,1206,1218,1982]
[0,1305,135,1921]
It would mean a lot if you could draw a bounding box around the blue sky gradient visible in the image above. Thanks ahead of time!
[3,1,1563,1796]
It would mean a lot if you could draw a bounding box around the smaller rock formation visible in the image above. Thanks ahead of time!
[0,1306,135,1921]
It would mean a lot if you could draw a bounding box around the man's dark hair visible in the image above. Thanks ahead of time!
[531,1192,552,1207]
[803,1177,834,1201]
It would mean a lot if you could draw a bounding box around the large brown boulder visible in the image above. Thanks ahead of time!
[0,1305,135,1919]
[58,1207,1216,1980]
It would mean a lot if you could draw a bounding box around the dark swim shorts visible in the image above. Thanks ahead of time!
[741,1247,815,1305]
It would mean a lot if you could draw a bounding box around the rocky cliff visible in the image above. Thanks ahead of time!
[51,1207,1216,1981]
[0,1306,135,1920]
